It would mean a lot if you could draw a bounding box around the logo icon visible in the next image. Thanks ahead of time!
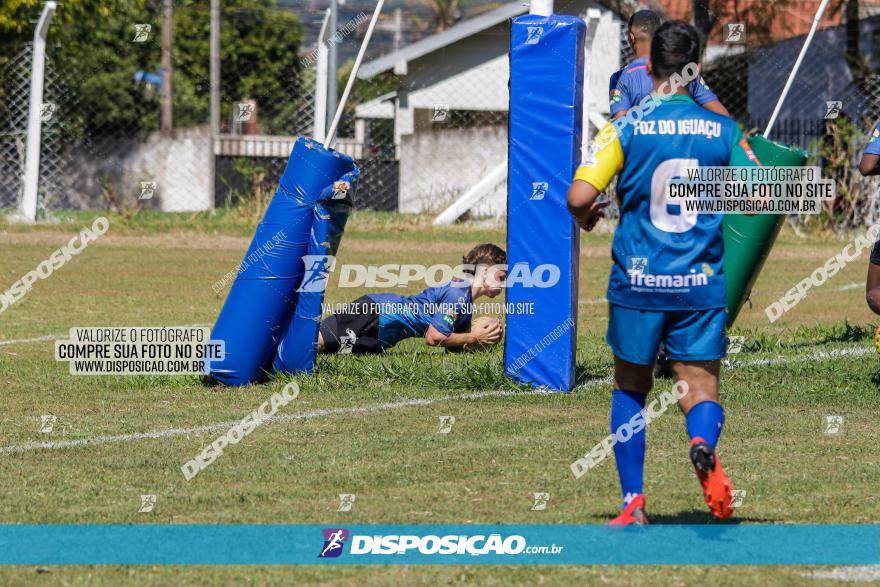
[298,255,336,293]
[729,489,746,509]
[331,180,350,200]
[531,492,550,511]
[530,182,548,201]
[824,415,843,435]
[139,181,157,200]
[627,257,648,277]
[236,103,255,122]
[133,24,152,43]
[319,528,349,558]
[824,101,842,120]
[39,415,57,434]
[432,103,449,123]
[525,27,544,45]
[138,494,157,513]
[437,415,455,434]
[40,102,56,123]
[337,494,356,512]
[339,328,357,354]
[723,23,745,44]
[727,335,746,354]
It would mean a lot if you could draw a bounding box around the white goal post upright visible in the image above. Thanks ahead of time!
[313,8,332,143]
[324,0,386,149]
[20,1,56,222]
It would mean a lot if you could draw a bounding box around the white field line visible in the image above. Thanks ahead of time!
[834,282,864,292]
[805,566,880,582]
[722,345,873,368]
[0,325,212,347]
[0,334,59,347]
[578,298,607,305]
[0,344,871,456]
[0,389,550,455]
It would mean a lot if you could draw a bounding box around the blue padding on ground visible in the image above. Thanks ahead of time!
[273,187,353,375]
[504,15,584,392]
[208,137,356,386]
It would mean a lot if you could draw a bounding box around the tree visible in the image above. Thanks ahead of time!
[0,0,303,135]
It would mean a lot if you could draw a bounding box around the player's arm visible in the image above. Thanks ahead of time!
[866,246,880,314]
[860,154,880,176]
[692,75,729,118]
[424,292,501,348]
[425,319,501,348]
[702,99,729,117]
[568,123,623,231]
[609,73,634,120]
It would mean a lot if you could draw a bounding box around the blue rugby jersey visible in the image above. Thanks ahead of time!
[609,57,719,117]
[575,94,760,311]
[368,281,473,349]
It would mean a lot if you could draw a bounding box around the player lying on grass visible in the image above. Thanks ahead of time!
[857,122,880,315]
[610,10,729,120]
[317,243,506,354]
[567,21,761,525]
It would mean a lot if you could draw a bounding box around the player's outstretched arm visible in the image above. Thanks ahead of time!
[702,99,730,117]
[425,318,502,349]
[859,153,880,176]
[568,122,622,231]
[866,261,880,314]
[567,180,607,232]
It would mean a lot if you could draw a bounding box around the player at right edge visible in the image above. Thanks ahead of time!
[567,21,761,524]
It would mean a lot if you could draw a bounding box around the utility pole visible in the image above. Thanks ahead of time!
[20,1,56,222]
[161,0,173,135]
[327,0,338,133]
[393,7,402,51]
[210,0,220,137]
[210,0,219,207]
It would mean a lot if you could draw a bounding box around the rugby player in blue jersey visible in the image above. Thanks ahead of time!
[610,10,729,120]
[317,244,506,354]
[567,21,761,524]
[857,123,880,314]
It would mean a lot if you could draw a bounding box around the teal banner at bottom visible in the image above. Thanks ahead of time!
[0,525,877,565]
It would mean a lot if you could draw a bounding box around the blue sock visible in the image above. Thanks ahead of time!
[610,389,647,509]
[686,401,725,449]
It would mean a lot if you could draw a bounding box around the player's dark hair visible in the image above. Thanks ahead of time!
[462,243,506,274]
[650,20,702,80]
[628,10,661,42]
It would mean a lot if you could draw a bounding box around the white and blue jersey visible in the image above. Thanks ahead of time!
[369,281,473,349]
[609,57,719,117]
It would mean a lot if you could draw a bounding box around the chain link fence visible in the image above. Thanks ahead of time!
[700,10,880,229]
[2,1,880,227]
[0,46,68,212]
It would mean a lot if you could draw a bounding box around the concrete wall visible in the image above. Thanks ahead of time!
[399,121,506,216]
[60,125,212,212]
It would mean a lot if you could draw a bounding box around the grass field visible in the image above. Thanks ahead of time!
[1,211,879,585]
